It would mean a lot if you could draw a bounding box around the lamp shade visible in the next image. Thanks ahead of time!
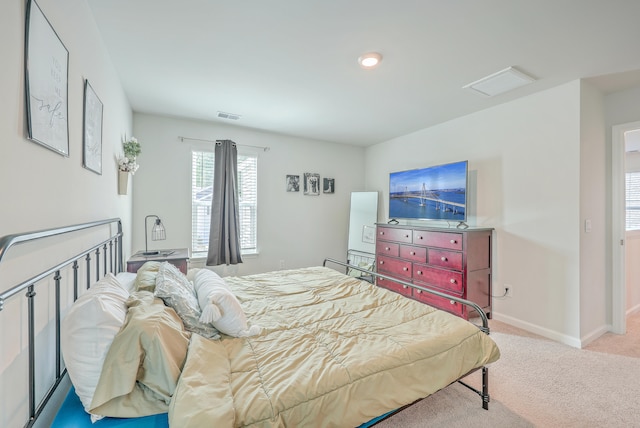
[144,215,166,255]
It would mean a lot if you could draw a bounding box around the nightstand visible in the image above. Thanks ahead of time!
[126,248,190,274]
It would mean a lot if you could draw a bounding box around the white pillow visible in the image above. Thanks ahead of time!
[61,273,129,417]
[194,269,261,337]
[154,262,220,340]
[115,271,137,293]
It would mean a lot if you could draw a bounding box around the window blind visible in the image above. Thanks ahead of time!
[626,171,640,230]
[191,151,258,255]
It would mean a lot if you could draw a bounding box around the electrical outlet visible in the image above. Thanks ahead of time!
[504,284,513,298]
[279,260,285,270]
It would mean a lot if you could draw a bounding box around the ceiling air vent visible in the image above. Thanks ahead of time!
[217,111,241,120]
[463,66,535,97]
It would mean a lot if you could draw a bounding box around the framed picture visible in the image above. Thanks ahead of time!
[303,173,320,196]
[82,80,103,174]
[362,225,375,244]
[25,0,69,156]
[323,178,335,194]
[286,174,300,192]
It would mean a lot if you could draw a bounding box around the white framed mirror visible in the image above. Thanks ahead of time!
[347,191,378,254]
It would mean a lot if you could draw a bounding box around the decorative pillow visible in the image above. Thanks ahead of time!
[133,261,162,292]
[154,262,220,339]
[194,269,261,337]
[61,273,129,418]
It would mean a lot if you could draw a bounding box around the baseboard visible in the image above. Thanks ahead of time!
[491,312,582,348]
[627,303,640,316]
[580,324,610,348]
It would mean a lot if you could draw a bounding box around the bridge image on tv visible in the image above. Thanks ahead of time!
[389,161,467,221]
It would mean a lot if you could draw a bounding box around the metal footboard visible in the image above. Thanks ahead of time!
[0,218,123,428]
[323,257,491,410]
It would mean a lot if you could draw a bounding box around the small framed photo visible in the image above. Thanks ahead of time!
[304,173,320,196]
[323,178,335,194]
[286,174,300,192]
[82,80,103,174]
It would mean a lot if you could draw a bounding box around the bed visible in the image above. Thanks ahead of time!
[0,219,500,428]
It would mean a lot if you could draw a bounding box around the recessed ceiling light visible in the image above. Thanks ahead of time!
[358,52,382,69]
[463,66,535,97]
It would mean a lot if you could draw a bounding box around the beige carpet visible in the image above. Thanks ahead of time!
[584,311,640,358]
[376,316,640,427]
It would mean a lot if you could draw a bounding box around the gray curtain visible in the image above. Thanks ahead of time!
[206,140,243,266]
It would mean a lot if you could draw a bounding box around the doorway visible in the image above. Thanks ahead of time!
[612,121,640,334]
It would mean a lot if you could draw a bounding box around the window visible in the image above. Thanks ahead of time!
[192,151,258,255]
[626,171,640,230]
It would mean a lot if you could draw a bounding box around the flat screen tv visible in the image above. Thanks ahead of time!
[389,160,468,222]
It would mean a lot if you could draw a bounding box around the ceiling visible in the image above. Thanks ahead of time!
[87,0,640,147]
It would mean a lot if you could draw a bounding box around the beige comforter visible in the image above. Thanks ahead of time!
[169,267,500,427]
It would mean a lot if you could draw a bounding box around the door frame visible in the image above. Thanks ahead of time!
[611,121,640,333]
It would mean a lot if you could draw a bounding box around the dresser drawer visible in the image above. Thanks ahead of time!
[376,241,400,257]
[413,265,463,293]
[377,256,412,279]
[412,287,464,317]
[399,245,427,263]
[377,276,412,297]
[413,230,463,250]
[378,227,412,244]
[428,249,463,270]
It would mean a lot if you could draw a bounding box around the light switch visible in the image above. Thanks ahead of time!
[585,219,592,233]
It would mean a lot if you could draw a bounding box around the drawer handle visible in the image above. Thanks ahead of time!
[449,300,455,305]
[450,239,457,244]
[379,261,384,265]
[418,236,423,240]
[441,256,448,262]
[403,267,408,271]
[402,285,408,289]
[416,270,422,275]
[449,278,456,284]
[410,251,415,255]
[385,247,390,251]
[416,289,422,294]
[405,234,410,238]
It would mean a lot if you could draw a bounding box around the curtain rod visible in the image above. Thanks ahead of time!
[178,136,270,152]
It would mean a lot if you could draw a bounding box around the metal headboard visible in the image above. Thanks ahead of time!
[0,218,123,428]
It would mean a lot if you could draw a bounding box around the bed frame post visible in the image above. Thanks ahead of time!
[95,248,101,282]
[109,241,114,273]
[27,283,36,425]
[117,221,123,273]
[103,244,108,277]
[482,367,489,410]
[85,253,91,290]
[54,270,62,378]
[73,261,79,301]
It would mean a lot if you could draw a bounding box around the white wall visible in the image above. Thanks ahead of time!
[365,81,584,345]
[578,81,607,342]
[0,1,132,426]
[131,113,367,276]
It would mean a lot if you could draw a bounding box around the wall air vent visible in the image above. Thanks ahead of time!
[463,66,535,97]
[217,111,241,120]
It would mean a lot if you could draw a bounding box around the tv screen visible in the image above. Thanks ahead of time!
[389,160,468,221]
